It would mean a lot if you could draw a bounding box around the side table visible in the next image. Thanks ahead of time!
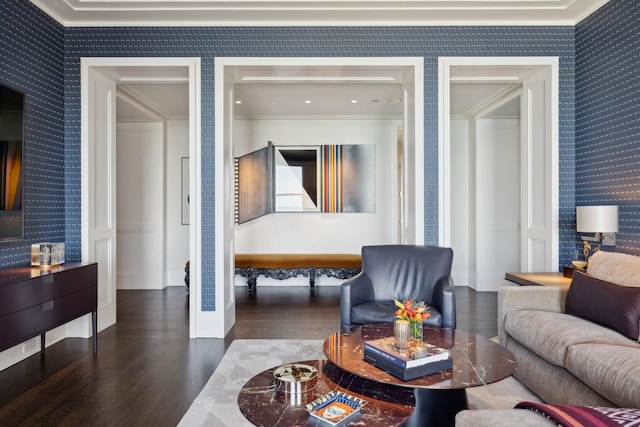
[504,272,571,287]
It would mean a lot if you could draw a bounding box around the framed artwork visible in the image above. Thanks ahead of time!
[181,157,189,225]
[274,146,321,212]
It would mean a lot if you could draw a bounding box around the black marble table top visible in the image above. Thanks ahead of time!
[238,358,415,427]
[323,324,517,390]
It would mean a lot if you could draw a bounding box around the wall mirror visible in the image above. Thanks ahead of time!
[274,146,320,212]
[0,83,24,241]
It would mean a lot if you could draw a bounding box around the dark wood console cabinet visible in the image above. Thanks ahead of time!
[0,262,98,355]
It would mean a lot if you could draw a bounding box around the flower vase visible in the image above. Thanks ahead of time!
[410,320,423,340]
[393,319,410,350]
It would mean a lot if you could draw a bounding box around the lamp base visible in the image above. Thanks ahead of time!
[601,232,616,246]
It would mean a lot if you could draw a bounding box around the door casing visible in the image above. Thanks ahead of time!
[215,57,425,337]
[81,57,201,338]
[438,56,559,275]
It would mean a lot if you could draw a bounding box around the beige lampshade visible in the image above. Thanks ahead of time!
[576,205,619,233]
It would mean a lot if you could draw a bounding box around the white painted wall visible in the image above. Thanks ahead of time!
[450,118,470,287]
[116,122,165,290]
[114,120,189,289]
[450,117,520,291]
[165,120,190,287]
[234,117,399,286]
[475,118,520,291]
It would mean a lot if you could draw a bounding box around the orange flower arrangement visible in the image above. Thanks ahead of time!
[394,298,431,339]
[394,298,431,323]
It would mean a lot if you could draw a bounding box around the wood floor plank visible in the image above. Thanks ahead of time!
[0,285,496,426]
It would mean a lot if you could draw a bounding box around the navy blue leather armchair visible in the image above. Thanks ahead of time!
[340,245,456,332]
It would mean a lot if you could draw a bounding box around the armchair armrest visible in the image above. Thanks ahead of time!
[431,275,456,329]
[498,285,569,346]
[340,272,373,332]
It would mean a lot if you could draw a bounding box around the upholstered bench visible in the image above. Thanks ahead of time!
[235,253,361,295]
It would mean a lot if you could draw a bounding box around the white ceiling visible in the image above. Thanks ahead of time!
[30,0,609,27]
[233,83,403,117]
[114,63,541,121]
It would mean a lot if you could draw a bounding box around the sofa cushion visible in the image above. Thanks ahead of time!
[504,310,633,367]
[587,251,640,287]
[566,271,640,341]
[566,343,640,409]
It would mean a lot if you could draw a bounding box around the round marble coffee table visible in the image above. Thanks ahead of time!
[238,358,414,426]
[324,324,517,427]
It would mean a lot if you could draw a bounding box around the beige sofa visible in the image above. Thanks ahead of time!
[457,251,640,426]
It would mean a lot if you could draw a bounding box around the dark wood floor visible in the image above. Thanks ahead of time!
[0,285,496,426]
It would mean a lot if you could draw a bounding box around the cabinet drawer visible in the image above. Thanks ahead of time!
[0,264,97,316]
[0,286,97,351]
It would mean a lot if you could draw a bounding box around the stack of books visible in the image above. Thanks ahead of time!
[363,336,453,381]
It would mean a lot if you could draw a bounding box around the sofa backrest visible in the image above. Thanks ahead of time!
[587,251,640,288]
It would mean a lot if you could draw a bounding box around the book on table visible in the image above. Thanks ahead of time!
[363,352,453,381]
[363,336,450,368]
[363,336,453,381]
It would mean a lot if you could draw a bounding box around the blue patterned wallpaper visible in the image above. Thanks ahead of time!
[576,0,640,256]
[63,25,576,309]
[8,0,633,311]
[0,0,65,266]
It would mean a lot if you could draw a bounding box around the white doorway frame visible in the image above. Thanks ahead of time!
[215,57,425,337]
[81,57,202,338]
[438,56,559,269]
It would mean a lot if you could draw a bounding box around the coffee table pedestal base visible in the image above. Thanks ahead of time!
[404,388,467,427]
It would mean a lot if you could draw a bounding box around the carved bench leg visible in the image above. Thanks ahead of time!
[309,267,316,294]
[247,267,258,296]
[247,276,257,295]
[236,267,258,296]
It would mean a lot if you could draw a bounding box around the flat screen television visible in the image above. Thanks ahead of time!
[0,83,24,241]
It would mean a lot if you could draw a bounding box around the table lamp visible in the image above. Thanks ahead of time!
[576,205,619,250]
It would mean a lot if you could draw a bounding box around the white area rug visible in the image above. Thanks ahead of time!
[178,339,541,426]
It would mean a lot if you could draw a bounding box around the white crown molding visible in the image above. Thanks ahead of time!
[30,0,611,27]
[117,86,169,121]
[464,83,521,117]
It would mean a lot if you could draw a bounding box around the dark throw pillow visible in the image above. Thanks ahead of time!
[565,271,640,341]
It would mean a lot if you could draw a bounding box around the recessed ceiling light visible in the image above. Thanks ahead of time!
[351,100,358,104]
[304,100,312,104]
[371,99,380,103]
[388,98,402,104]
[235,100,242,104]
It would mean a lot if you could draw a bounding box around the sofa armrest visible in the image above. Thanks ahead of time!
[498,285,568,346]
[340,272,373,332]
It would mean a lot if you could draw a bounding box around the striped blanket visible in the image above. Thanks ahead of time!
[515,402,640,427]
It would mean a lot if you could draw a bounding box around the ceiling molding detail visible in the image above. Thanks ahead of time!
[30,0,610,27]
[117,86,171,121]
